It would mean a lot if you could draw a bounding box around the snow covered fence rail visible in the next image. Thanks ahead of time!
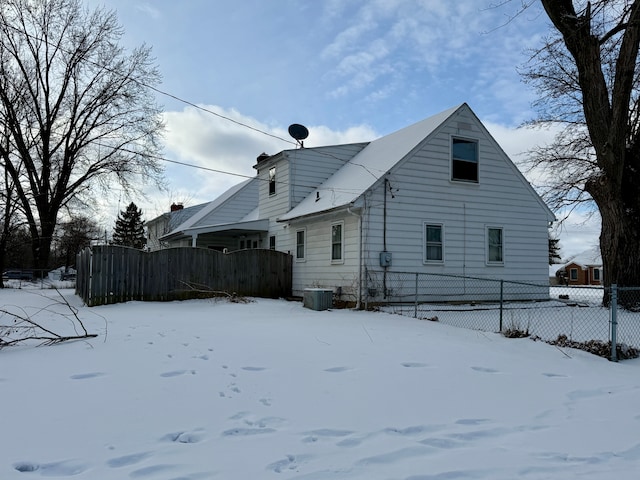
[370,271,640,361]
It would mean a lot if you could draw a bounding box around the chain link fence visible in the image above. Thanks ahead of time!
[365,270,640,361]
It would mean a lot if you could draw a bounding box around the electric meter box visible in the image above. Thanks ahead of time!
[379,251,392,267]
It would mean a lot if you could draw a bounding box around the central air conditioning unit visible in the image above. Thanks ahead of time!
[303,288,334,311]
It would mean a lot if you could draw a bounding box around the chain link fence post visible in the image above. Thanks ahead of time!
[414,273,418,318]
[611,284,618,362]
[499,279,504,332]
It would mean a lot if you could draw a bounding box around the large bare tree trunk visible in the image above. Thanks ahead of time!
[539,0,640,306]
[0,0,164,272]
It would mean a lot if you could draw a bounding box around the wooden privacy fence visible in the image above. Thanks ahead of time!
[76,245,292,307]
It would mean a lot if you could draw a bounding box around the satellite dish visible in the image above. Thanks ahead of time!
[288,123,309,147]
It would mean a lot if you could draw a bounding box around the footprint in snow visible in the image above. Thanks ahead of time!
[106,452,152,468]
[222,427,276,437]
[324,366,351,373]
[301,428,353,443]
[161,430,205,444]
[129,464,177,478]
[401,362,429,368]
[266,454,312,473]
[470,366,501,374]
[455,418,491,426]
[14,460,88,476]
[160,370,196,377]
[69,372,105,380]
[356,446,433,465]
[385,425,441,435]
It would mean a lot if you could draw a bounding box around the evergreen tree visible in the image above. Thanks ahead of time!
[54,216,102,267]
[549,237,562,265]
[112,202,146,249]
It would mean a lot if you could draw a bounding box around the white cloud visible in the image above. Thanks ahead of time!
[135,3,161,19]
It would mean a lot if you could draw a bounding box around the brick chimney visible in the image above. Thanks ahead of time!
[257,152,271,163]
[170,203,184,212]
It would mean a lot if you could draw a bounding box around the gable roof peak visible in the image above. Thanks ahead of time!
[278,104,468,222]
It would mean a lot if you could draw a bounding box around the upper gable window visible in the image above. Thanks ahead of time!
[269,167,276,195]
[451,137,478,183]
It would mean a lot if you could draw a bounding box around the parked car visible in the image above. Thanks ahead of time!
[2,269,34,281]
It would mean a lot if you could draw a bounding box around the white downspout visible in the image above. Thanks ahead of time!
[347,205,362,310]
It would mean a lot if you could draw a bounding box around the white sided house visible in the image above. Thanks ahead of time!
[150,104,555,304]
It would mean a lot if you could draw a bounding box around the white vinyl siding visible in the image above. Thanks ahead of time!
[288,214,359,298]
[288,144,368,208]
[357,107,551,285]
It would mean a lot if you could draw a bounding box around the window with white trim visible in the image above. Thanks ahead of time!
[296,229,306,261]
[487,227,503,264]
[269,235,276,250]
[269,167,276,195]
[424,223,444,263]
[570,268,578,280]
[593,268,601,281]
[452,137,478,182]
[331,222,344,263]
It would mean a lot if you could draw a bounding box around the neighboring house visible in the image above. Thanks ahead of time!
[146,202,208,250]
[148,104,555,302]
[145,178,260,251]
[556,247,602,286]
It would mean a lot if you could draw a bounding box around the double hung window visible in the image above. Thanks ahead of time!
[452,137,478,183]
[424,223,444,263]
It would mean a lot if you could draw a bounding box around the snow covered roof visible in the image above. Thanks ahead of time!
[161,178,256,240]
[278,104,464,221]
[564,247,602,268]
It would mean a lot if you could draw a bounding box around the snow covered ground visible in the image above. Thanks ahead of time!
[2,288,640,479]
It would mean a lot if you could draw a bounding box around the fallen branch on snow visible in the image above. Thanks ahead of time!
[0,289,97,348]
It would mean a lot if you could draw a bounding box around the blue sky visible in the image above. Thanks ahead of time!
[88,0,599,259]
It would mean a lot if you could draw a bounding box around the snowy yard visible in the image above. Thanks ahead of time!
[2,288,640,479]
[385,286,640,350]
